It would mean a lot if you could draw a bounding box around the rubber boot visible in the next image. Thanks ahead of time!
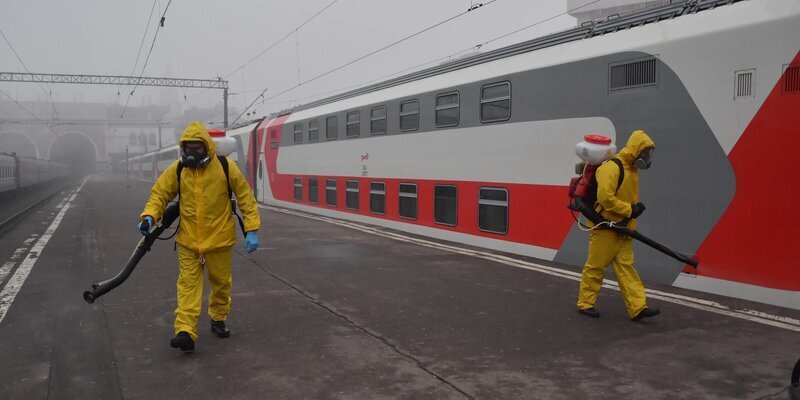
[578,307,600,318]
[631,307,660,321]
[170,331,195,351]
[210,320,230,338]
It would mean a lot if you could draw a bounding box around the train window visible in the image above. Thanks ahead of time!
[309,119,319,142]
[398,183,418,220]
[399,99,419,131]
[258,161,263,179]
[370,106,387,135]
[309,178,319,204]
[294,123,303,144]
[481,81,511,122]
[370,181,386,214]
[346,111,360,138]
[346,180,359,210]
[294,177,303,201]
[434,185,457,226]
[478,187,508,234]
[326,116,338,140]
[326,178,337,206]
[435,92,459,127]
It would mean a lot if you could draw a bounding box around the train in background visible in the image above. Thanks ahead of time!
[132,0,800,310]
[0,153,68,193]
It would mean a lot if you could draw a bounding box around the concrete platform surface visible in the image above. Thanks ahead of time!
[0,175,798,400]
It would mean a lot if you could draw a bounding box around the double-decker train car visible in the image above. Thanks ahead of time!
[245,0,800,309]
[130,0,798,309]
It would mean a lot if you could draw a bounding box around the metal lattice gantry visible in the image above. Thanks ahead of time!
[0,71,231,127]
[0,72,228,89]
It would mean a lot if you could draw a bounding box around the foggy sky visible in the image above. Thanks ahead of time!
[1,0,576,122]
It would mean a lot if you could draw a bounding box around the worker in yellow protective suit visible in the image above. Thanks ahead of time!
[137,121,260,351]
[577,130,660,321]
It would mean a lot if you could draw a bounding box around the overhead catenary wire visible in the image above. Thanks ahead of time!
[117,0,159,107]
[232,0,501,125]
[226,0,339,80]
[477,0,602,48]
[256,0,604,115]
[231,87,269,127]
[0,88,38,119]
[188,0,340,102]
[257,47,482,108]
[0,88,62,137]
[0,27,58,118]
[120,0,174,119]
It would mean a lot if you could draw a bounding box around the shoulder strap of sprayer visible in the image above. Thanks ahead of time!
[608,157,624,193]
[176,156,247,236]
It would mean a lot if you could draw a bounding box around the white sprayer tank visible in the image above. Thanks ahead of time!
[208,129,237,157]
[575,134,616,165]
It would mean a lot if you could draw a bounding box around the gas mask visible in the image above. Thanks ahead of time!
[180,141,210,169]
[634,147,654,170]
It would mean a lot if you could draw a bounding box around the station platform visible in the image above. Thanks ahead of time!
[0,175,798,400]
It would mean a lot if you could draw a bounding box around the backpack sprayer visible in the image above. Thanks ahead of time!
[567,134,698,268]
[83,130,239,304]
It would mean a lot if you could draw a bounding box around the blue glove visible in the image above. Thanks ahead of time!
[244,231,259,253]
[137,216,154,236]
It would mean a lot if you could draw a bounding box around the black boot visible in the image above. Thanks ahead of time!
[170,331,194,351]
[578,307,600,318]
[631,307,660,321]
[210,320,230,338]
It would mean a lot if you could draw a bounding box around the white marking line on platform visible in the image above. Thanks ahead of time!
[261,204,800,332]
[0,177,89,324]
[0,241,35,286]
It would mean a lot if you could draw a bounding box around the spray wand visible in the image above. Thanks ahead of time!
[83,201,180,304]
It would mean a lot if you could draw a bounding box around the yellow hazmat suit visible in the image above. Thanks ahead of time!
[577,130,655,318]
[140,121,260,340]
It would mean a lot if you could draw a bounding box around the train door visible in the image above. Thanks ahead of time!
[256,125,267,203]
[261,123,281,203]
[250,126,259,200]
[258,158,265,202]
[252,120,269,203]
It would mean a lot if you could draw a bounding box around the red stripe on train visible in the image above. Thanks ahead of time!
[260,118,575,250]
[693,52,800,291]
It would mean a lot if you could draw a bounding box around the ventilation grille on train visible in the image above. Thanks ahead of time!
[785,65,800,94]
[609,58,658,92]
[735,70,755,99]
